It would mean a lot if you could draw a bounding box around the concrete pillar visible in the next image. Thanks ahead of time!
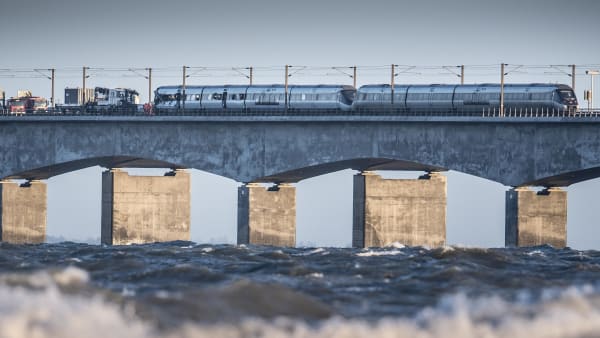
[0,180,46,244]
[101,169,190,245]
[505,187,567,248]
[353,172,446,248]
[237,183,296,246]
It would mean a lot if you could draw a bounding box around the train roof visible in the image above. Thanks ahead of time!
[156,84,355,90]
[357,83,573,91]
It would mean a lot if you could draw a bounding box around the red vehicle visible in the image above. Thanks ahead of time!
[7,96,47,115]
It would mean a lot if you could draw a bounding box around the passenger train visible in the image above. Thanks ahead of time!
[153,83,578,114]
[154,85,356,113]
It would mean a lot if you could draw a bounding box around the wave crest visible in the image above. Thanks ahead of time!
[1,276,600,338]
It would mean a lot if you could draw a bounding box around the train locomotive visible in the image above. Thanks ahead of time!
[154,83,578,115]
[58,87,140,114]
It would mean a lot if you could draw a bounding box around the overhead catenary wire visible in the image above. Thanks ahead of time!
[2,63,598,104]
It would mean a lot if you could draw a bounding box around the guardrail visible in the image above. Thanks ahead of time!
[1,107,600,118]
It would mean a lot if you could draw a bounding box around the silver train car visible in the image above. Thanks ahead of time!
[353,83,578,114]
[154,84,355,113]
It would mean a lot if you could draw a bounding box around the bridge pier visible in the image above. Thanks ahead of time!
[237,183,296,246]
[0,180,46,244]
[101,169,190,245]
[505,187,567,248]
[353,172,446,248]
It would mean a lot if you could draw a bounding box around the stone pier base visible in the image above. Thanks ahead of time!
[101,169,190,245]
[353,172,446,248]
[505,187,567,248]
[0,180,46,244]
[237,183,296,246]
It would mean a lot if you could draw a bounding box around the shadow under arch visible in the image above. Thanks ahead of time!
[524,167,600,187]
[254,158,448,183]
[3,156,187,180]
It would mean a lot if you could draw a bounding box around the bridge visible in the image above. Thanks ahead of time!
[1,114,600,248]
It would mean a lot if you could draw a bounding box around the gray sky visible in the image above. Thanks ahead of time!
[2,0,600,248]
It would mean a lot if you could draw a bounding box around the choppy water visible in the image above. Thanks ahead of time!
[1,242,600,337]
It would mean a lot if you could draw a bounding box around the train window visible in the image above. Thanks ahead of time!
[559,90,574,99]
[231,94,237,100]
[302,94,306,100]
[240,94,246,100]
[195,94,201,101]
[212,93,222,100]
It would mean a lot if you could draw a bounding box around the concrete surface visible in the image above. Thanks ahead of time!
[238,183,296,246]
[353,172,446,248]
[0,116,600,187]
[101,169,190,245]
[0,180,46,243]
[505,187,567,248]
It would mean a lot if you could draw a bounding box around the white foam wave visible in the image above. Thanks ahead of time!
[356,250,403,257]
[175,287,600,338]
[2,272,600,338]
[527,250,546,257]
[0,269,149,338]
[294,248,328,256]
[52,266,90,287]
[387,242,406,249]
[0,266,90,289]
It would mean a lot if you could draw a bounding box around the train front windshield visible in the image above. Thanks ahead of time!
[559,90,575,99]
[558,89,578,106]
[156,94,177,103]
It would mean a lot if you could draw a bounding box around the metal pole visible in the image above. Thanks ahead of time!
[82,66,87,113]
[391,64,395,105]
[500,63,505,117]
[182,66,186,111]
[249,67,253,85]
[50,68,55,108]
[285,65,289,108]
[592,73,595,110]
[571,64,576,91]
[460,65,464,85]
[353,66,357,88]
[148,68,152,104]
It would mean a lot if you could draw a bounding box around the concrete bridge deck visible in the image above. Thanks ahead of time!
[1,115,599,187]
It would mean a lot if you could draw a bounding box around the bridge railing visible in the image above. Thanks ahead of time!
[482,107,600,118]
[1,107,600,118]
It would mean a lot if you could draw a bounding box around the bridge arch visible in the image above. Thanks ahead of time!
[3,156,185,181]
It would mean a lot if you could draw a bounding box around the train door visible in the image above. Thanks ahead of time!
[222,90,227,109]
[470,89,482,114]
